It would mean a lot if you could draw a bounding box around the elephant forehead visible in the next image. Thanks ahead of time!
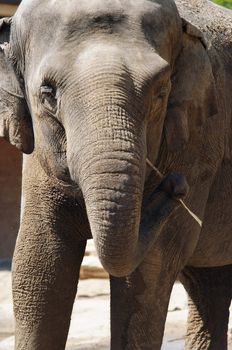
[16,0,177,32]
[14,0,181,68]
[58,0,161,17]
[28,0,162,15]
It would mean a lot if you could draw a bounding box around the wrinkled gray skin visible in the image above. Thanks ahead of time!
[0,0,232,349]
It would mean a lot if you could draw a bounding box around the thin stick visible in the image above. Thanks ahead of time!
[146,158,163,178]
[146,158,202,227]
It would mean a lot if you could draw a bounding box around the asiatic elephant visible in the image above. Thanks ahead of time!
[0,0,231,349]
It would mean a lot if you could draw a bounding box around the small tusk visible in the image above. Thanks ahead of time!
[146,158,202,227]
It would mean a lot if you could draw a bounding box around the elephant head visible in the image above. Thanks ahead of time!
[0,0,217,276]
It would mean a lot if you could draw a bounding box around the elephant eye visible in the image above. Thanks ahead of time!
[157,86,169,100]
[40,83,58,113]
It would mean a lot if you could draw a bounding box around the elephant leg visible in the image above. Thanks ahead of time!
[180,265,232,350]
[12,215,86,350]
[110,250,178,350]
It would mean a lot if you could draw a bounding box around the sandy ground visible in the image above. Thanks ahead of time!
[0,270,231,350]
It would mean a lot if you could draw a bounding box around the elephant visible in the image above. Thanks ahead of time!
[0,0,232,349]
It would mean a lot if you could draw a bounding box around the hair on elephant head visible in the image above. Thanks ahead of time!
[0,0,218,276]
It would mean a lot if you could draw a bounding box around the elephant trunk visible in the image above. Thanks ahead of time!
[67,104,147,277]
[81,144,145,277]
[64,55,178,277]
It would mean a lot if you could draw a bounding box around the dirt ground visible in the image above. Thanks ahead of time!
[0,270,231,350]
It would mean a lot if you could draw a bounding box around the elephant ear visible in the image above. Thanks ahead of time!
[165,19,218,152]
[0,17,34,154]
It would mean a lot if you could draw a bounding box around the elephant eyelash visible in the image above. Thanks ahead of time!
[40,80,57,97]
[151,80,169,99]
[40,82,59,116]
[41,85,54,95]
[157,86,169,98]
[152,91,165,105]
